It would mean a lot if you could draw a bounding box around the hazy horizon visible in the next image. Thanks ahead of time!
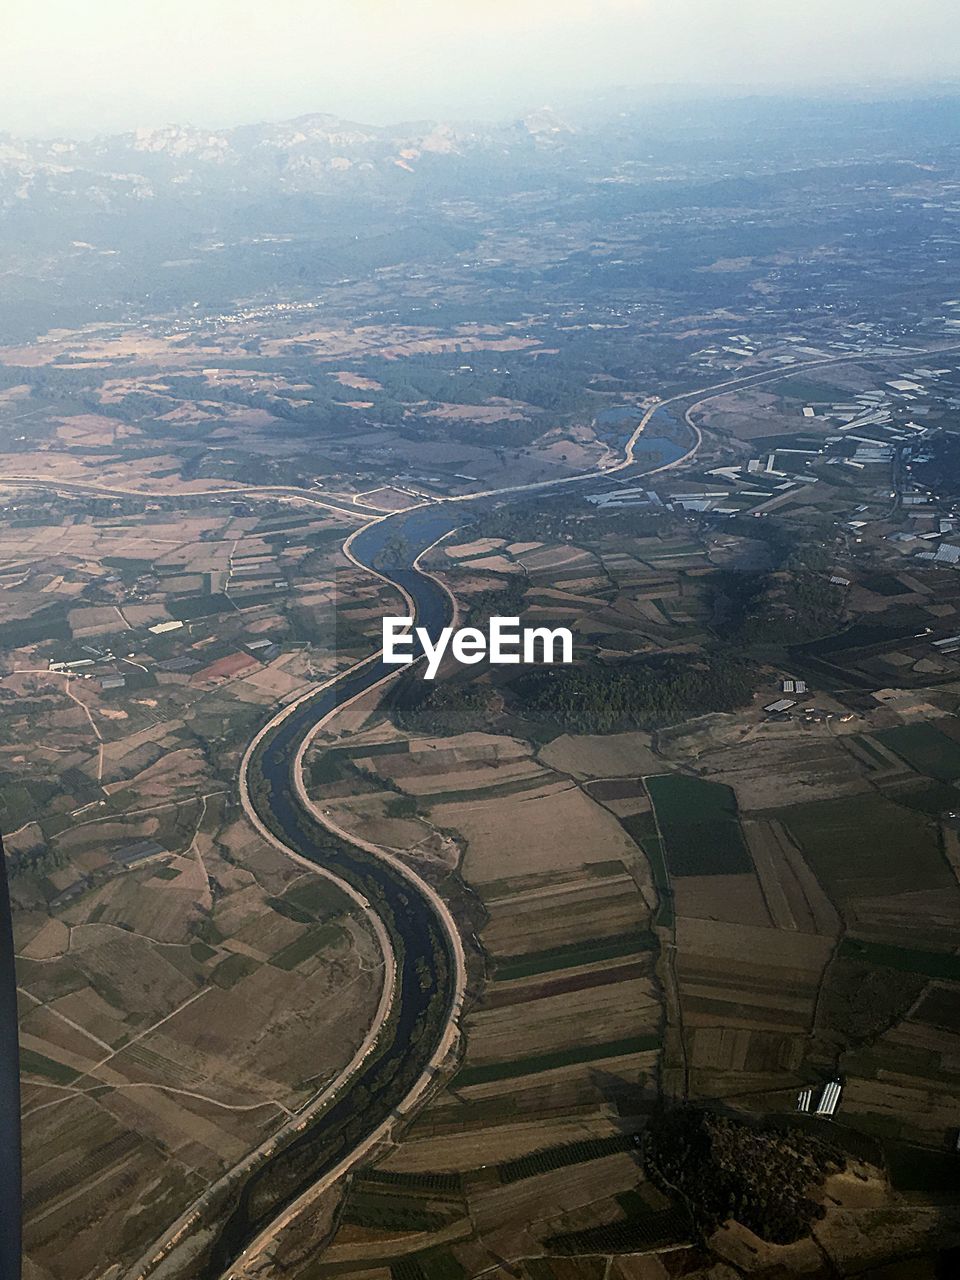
[4,0,960,138]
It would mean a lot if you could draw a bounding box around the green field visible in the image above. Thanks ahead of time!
[840,937,960,982]
[270,922,342,971]
[883,781,960,815]
[341,1191,451,1233]
[619,810,675,927]
[0,603,71,648]
[886,1142,960,1196]
[20,1048,80,1085]
[776,375,848,402]
[364,1169,461,1193]
[282,878,348,919]
[392,1247,467,1280]
[645,837,676,928]
[644,774,752,876]
[851,735,892,769]
[151,865,181,881]
[873,721,960,783]
[771,793,952,899]
[210,953,259,988]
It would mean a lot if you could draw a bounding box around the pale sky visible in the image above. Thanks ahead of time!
[3,0,959,137]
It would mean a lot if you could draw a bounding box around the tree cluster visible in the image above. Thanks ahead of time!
[511,652,756,733]
[394,682,496,735]
[644,1106,843,1245]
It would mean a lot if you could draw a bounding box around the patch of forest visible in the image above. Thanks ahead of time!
[510,651,756,733]
[644,1106,844,1245]
[392,649,756,737]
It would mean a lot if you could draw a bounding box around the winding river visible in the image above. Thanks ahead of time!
[207,504,468,1275]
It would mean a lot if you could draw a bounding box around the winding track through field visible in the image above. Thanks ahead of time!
[7,340,960,1279]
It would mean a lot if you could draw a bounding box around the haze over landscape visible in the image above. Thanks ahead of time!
[3,6,960,1280]
[5,0,960,134]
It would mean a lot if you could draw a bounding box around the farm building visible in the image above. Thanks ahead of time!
[764,698,797,714]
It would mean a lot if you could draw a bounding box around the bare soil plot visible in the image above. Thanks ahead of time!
[379,1113,621,1173]
[481,880,650,958]
[697,729,873,810]
[687,1025,805,1081]
[21,1092,197,1280]
[17,916,70,960]
[331,371,383,391]
[79,867,205,944]
[456,1047,660,1103]
[842,886,960,951]
[467,1152,643,1243]
[460,554,523,574]
[485,957,654,1006]
[102,747,207,802]
[67,605,128,637]
[671,873,772,927]
[439,784,645,884]
[443,537,508,559]
[352,486,418,512]
[234,661,307,699]
[52,413,127,446]
[318,790,437,854]
[674,915,833,1093]
[465,977,660,1065]
[18,810,384,1280]
[742,818,840,936]
[424,403,530,422]
[515,544,600,575]
[538,732,661,780]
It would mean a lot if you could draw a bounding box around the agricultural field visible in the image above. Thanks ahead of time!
[350,479,960,1182]
[302,712,666,1272]
[257,376,960,1275]
[644,775,752,877]
[0,489,407,1278]
[415,505,730,675]
[0,306,617,501]
[410,482,960,1158]
[10,368,960,1278]
[0,491,401,840]
[300,631,960,1278]
[14,804,384,1280]
[769,793,955,931]
[873,720,960,782]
